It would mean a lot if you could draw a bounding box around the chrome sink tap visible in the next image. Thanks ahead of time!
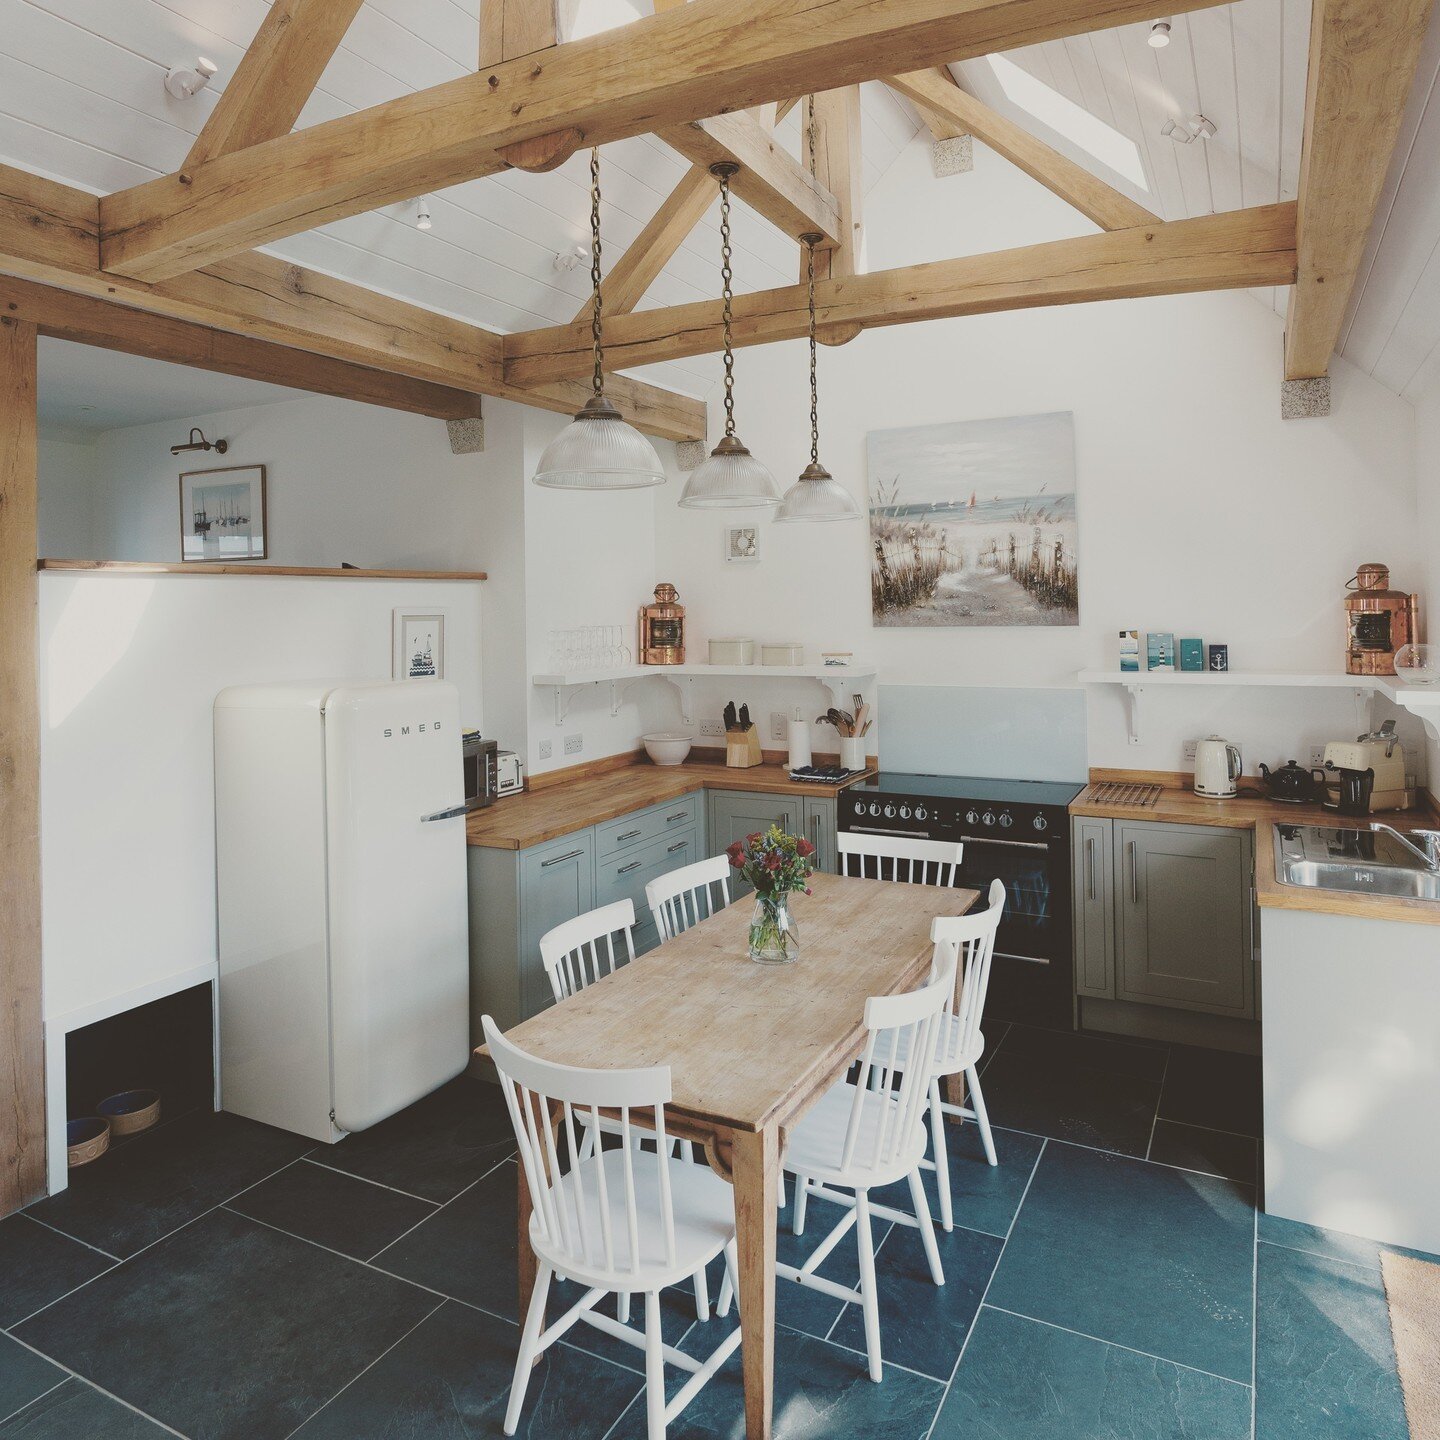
[1371,824,1440,873]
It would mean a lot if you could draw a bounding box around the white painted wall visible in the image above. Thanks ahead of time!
[38,572,483,1026]
[1413,378,1440,783]
[653,135,1428,781]
[37,435,98,558]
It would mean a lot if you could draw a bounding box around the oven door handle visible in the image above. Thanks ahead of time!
[952,833,1050,852]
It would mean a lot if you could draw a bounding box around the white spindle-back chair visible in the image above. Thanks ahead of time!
[645,854,732,941]
[540,899,637,1003]
[483,1016,742,1440]
[838,833,964,887]
[721,952,955,1381]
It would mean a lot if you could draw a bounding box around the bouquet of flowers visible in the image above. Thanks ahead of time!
[726,825,814,963]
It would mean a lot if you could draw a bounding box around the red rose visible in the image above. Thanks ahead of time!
[796,838,815,857]
[765,852,782,871]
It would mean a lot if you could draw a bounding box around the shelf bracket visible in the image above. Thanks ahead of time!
[551,683,581,727]
[818,672,872,718]
[1122,683,1144,746]
[657,673,694,725]
[609,679,646,718]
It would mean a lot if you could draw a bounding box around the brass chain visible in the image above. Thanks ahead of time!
[589,146,604,399]
[718,167,736,438]
[805,95,819,466]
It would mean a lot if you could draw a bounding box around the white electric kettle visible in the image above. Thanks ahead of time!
[1194,736,1243,798]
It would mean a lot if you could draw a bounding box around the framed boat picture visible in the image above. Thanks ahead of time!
[393,608,447,681]
[179,465,267,562]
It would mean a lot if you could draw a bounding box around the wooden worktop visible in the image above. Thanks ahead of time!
[1073,773,1440,927]
[466,756,871,850]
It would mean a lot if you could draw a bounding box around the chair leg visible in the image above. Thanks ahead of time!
[792,1174,809,1236]
[854,1192,882,1382]
[504,1261,552,1436]
[907,1166,946,1288]
[578,1124,597,1163]
[928,1079,953,1233]
[967,1065,998,1167]
[692,1260,711,1321]
[645,1290,667,1440]
[716,1238,738,1318]
[618,1292,631,1324]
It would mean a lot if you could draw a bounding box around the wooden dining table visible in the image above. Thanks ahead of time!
[487,870,980,1440]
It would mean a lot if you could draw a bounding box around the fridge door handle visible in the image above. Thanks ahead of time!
[420,803,471,823]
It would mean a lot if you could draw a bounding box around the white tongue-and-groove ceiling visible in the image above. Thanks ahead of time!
[3,0,1440,406]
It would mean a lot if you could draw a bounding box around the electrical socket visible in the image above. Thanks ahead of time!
[1310,746,1327,769]
[538,739,553,760]
[700,722,724,737]
[771,711,787,742]
[564,733,583,755]
[1183,739,1198,763]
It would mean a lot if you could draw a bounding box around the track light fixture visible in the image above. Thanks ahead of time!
[165,57,217,99]
[1161,114,1217,144]
[1148,19,1171,47]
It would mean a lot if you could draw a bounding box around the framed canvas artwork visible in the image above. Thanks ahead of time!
[179,465,267,562]
[393,608,447,680]
[867,412,1078,627]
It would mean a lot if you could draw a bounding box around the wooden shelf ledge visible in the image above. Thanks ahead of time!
[37,559,488,581]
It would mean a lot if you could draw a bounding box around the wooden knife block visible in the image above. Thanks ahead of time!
[725,725,763,768]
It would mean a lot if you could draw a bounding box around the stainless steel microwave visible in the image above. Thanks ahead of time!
[462,734,498,811]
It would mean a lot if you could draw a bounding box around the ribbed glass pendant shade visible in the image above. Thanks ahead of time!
[678,435,781,508]
[532,394,667,491]
[775,460,862,523]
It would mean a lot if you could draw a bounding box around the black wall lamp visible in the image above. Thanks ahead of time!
[171,428,228,457]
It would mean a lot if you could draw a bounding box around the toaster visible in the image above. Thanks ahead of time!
[495,749,524,796]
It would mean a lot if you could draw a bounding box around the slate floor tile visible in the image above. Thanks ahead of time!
[986,1142,1255,1382]
[1254,1240,1409,1440]
[315,1075,514,1203]
[291,1298,641,1439]
[1148,1119,1258,1184]
[999,1024,1170,1082]
[0,1336,64,1424]
[0,1380,174,1438]
[14,1207,437,1440]
[1256,1213,1440,1271]
[877,1124,1045,1240]
[0,1215,113,1327]
[978,1047,1161,1158]
[227,1157,437,1261]
[934,1306,1253,1439]
[1159,1044,1263,1137]
[827,1211,1003,1380]
[25,1110,310,1259]
[608,1323,945,1440]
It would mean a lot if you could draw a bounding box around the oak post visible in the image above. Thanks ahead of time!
[731,1125,779,1440]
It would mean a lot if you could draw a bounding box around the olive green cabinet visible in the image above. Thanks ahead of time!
[1072,817,1256,1019]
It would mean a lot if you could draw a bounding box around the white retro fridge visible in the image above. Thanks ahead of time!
[215,680,470,1143]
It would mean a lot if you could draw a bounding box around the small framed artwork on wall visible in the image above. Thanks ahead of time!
[393,608,447,681]
[179,465,267,562]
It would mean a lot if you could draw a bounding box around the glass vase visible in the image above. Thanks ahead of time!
[748,892,800,965]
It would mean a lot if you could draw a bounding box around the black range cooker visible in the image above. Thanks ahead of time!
[838,772,1085,1029]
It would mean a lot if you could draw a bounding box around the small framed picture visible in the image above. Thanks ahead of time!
[724,525,761,563]
[393,608,447,681]
[180,465,266,562]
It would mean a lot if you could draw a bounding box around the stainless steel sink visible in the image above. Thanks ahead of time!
[1274,824,1440,901]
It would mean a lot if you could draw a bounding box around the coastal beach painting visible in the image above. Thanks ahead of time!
[867,412,1078,627]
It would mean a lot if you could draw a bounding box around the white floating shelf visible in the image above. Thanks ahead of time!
[532,662,877,725]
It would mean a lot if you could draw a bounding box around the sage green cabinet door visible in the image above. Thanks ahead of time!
[706,792,803,900]
[517,831,595,1020]
[1072,817,1115,998]
[1114,821,1253,1017]
[802,796,837,875]
[594,827,698,956]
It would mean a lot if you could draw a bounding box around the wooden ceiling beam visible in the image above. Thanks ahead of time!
[579,164,714,320]
[97,0,1231,283]
[185,0,366,170]
[503,202,1297,385]
[888,69,1158,230]
[802,89,864,281]
[897,66,969,141]
[0,164,705,441]
[658,111,842,246]
[1284,0,1436,381]
[481,0,558,66]
[0,274,483,421]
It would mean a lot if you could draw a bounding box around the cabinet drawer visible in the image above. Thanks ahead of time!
[596,790,702,859]
[595,826,699,923]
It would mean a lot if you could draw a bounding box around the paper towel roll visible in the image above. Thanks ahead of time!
[787,717,812,771]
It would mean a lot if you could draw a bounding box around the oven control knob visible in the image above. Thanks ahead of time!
[998,811,1014,828]
[868,802,882,817]
[883,804,897,818]
[981,810,996,827]
[1032,814,1049,831]
[965,808,979,825]
[899,805,912,819]
[914,805,927,822]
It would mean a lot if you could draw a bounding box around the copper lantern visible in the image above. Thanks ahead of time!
[639,583,686,665]
[1344,563,1418,676]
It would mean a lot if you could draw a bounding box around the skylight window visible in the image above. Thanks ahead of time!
[987,53,1149,191]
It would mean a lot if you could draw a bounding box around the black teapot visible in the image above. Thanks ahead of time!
[1258,759,1328,804]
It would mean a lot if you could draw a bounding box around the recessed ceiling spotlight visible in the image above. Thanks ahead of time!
[553,244,591,273]
[1148,19,1171,47]
[165,57,217,100]
[415,198,432,231]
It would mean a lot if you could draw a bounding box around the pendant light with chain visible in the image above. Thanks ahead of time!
[679,163,781,508]
[532,148,666,490]
[775,100,861,523]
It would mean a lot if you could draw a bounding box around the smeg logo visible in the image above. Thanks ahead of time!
[382,720,444,738]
